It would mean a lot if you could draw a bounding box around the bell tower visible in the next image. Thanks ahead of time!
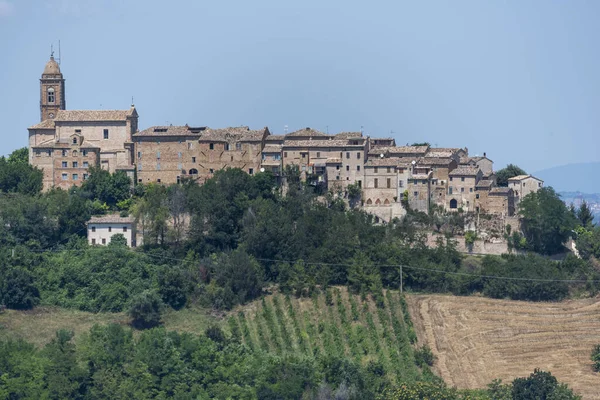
[40,52,66,121]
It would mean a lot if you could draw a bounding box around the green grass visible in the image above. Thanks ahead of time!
[233,287,422,384]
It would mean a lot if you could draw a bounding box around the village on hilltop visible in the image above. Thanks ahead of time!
[29,54,544,226]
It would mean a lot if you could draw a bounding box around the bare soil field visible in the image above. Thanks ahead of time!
[407,294,600,399]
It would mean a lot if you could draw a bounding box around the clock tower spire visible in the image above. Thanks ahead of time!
[40,51,66,121]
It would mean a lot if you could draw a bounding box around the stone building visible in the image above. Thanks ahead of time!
[508,175,544,205]
[87,214,137,247]
[28,55,138,190]
[447,166,483,212]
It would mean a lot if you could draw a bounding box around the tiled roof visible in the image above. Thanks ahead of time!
[508,174,542,182]
[285,127,329,138]
[475,179,493,188]
[471,156,493,162]
[88,214,134,224]
[28,119,56,130]
[449,166,480,176]
[265,135,286,141]
[365,158,405,167]
[334,131,363,139]
[134,125,203,137]
[388,146,429,155]
[418,157,454,166]
[54,107,136,122]
[262,145,282,153]
[459,156,475,165]
[283,139,362,148]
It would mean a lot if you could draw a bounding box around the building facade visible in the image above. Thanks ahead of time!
[87,215,137,247]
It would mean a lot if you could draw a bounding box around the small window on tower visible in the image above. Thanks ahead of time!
[47,88,55,103]
[103,129,109,140]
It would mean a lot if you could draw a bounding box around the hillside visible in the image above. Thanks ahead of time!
[232,287,424,384]
[534,162,600,193]
[407,294,600,399]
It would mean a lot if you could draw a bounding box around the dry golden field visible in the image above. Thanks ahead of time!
[407,294,600,399]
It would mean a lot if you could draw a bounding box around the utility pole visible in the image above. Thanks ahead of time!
[400,265,403,294]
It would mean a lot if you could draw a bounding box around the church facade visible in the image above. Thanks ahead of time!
[28,55,137,190]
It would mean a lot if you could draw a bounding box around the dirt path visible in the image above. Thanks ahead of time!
[407,294,600,400]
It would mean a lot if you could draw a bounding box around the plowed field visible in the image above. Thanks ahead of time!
[407,294,600,399]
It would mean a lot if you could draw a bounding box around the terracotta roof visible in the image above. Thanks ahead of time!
[285,127,329,138]
[134,125,204,137]
[418,157,454,166]
[365,158,405,167]
[388,146,429,155]
[334,131,363,139]
[283,139,362,148]
[54,107,136,122]
[88,214,134,224]
[508,174,542,182]
[475,179,493,189]
[28,119,56,130]
[449,166,480,176]
[262,145,282,153]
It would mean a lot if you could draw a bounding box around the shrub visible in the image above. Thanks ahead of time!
[128,290,164,329]
[0,266,40,309]
[414,345,435,367]
[591,344,600,372]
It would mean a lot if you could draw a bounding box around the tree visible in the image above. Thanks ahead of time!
[0,151,43,195]
[0,265,40,309]
[512,369,580,400]
[496,164,527,187]
[591,344,600,372]
[80,167,131,208]
[346,183,362,209]
[43,330,87,399]
[128,290,164,328]
[518,187,576,255]
[109,233,128,247]
[7,147,29,165]
[577,201,595,228]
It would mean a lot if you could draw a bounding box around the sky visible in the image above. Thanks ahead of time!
[0,0,599,172]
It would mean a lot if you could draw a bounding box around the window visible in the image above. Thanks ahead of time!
[189,168,198,175]
[108,227,112,232]
[374,167,378,173]
[138,151,142,159]
[73,161,79,168]
[178,152,182,159]
[336,165,340,170]
[72,137,77,144]
[301,153,306,158]
[62,150,67,157]
[72,150,78,157]
[82,150,88,157]
[157,151,161,159]
[73,174,78,180]
[209,143,214,150]
[178,163,182,170]
[102,238,106,245]
[449,187,453,194]
[346,165,350,171]
[357,152,360,159]
[470,188,473,193]
[249,168,254,175]
[123,227,127,232]
[387,167,391,173]
[209,169,214,174]
[157,179,161,183]
[225,143,230,151]
[157,163,161,170]
[346,152,350,159]
[538,182,542,187]
[103,129,109,140]
[91,226,96,232]
[357,165,360,171]
[476,193,480,199]
[191,156,197,163]
[336,176,340,180]
[399,180,404,188]
[35,150,41,157]
[461,177,465,182]
[236,143,242,151]
[47,87,55,103]
[83,173,88,180]
[414,191,418,197]
[138,163,142,171]
[187,142,193,150]
[92,238,96,245]
[387,178,391,188]
[47,150,51,156]
[61,173,67,180]
[450,177,453,181]
[374,178,378,188]
[316,152,320,158]
[62,161,67,168]
[461,187,465,193]
[284,152,288,158]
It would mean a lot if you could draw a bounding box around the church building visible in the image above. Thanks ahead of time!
[28,54,138,190]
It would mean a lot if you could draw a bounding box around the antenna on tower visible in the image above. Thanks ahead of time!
[57,40,61,65]
[50,44,54,57]
[284,125,288,134]
[131,96,135,107]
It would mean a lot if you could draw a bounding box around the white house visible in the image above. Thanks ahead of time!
[87,215,136,247]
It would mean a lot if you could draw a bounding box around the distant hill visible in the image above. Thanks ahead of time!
[534,162,600,193]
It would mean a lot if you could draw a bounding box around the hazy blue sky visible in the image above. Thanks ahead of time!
[1,0,598,171]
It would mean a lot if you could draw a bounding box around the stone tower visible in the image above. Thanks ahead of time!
[40,54,66,121]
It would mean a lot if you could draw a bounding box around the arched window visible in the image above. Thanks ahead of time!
[47,88,55,103]
[384,199,390,205]
[366,198,372,205]
[72,150,78,157]
[189,168,198,175]
[450,199,458,209]
[375,199,381,205]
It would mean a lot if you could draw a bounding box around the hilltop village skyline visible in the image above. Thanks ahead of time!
[28,54,545,222]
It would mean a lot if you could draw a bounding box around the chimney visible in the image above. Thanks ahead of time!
[483,152,486,157]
